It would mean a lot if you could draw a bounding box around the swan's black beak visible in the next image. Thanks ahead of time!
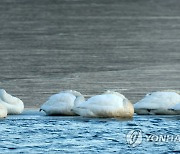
[39,109,42,112]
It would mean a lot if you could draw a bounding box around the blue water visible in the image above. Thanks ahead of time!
[0,110,179,154]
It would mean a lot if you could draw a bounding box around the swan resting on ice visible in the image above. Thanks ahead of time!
[72,90,134,118]
[40,90,85,116]
[134,91,180,115]
[0,89,24,115]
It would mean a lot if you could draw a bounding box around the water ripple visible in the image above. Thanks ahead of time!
[0,111,179,153]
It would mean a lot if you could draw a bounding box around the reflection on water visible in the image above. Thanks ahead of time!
[0,110,179,153]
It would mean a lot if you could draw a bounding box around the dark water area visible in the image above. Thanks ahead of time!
[0,110,180,153]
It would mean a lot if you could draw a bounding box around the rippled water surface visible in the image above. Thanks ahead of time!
[0,110,179,153]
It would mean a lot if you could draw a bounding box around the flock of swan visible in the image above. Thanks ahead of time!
[0,89,180,119]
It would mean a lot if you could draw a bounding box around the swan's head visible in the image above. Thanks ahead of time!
[74,95,85,106]
[39,108,44,112]
[72,94,86,115]
[62,90,85,106]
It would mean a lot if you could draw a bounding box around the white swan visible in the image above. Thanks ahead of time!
[0,103,7,118]
[40,90,85,116]
[134,91,180,115]
[73,90,134,118]
[0,89,24,115]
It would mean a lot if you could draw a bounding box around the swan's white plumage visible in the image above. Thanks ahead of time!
[0,102,7,118]
[40,90,85,116]
[171,103,180,114]
[134,91,180,115]
[0,89,24,115]
[172,103,180,110]
[73,91,134,118]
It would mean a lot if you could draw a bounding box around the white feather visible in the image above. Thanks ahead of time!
[0,102,7,118]
[134,91,180,115]
[0,89,24,115]
[40,90,85,116]
[73,91,134,118]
